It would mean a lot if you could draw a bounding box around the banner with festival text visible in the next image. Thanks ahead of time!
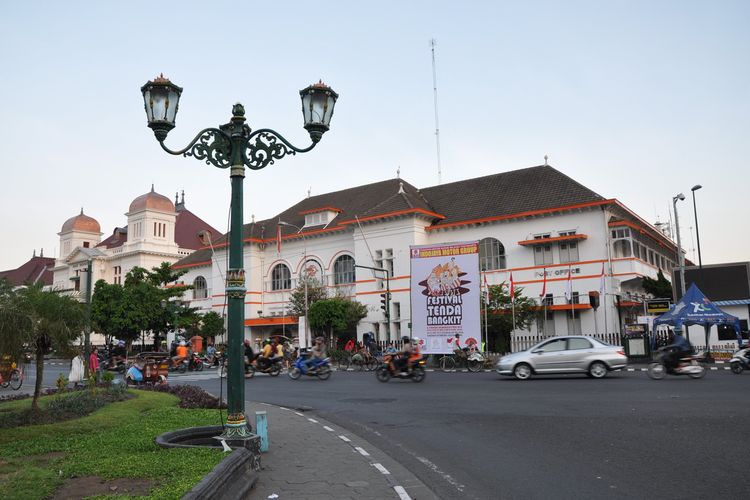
[410,241,481,354]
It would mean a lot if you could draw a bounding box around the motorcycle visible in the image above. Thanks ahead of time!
[168,357,188,373]
[647,347,706,379]
[187,352,204,372]
[202,351,223,368]
[729,346,750,374]
[288,355,331,380]
[100,355,127,374]
[246,356,283,378]
[375,354,426,383]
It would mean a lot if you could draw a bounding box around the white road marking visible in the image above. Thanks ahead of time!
[279,406,290,411]
[308,418,318,423]
[294,412,304,416]
[355,446,370,456]
[323,425,334,432]
[394,485,411,500]
[415,455,465,492]
[372,463,390,475]
[338,435,351,442]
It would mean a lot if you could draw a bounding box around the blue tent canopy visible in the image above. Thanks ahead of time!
[653,283,742,345]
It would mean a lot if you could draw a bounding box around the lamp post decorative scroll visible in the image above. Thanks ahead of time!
[142,75,337,443]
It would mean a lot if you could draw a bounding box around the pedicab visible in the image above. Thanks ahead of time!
[125,352,170,386]
[0,354,23,390]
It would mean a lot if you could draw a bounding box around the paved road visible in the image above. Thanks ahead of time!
[173,368,748,500]
[15,364,747,499]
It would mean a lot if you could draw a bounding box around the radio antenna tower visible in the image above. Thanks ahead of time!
[430,38,443,184]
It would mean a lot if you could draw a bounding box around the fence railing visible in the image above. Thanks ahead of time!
[510,332,623,353]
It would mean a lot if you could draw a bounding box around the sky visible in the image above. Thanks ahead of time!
[1,0,748,271]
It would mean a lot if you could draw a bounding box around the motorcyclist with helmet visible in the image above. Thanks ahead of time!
[243,339,255,370]
[171,340,188,368]
[305,337,327,372]
[665,332,693,371]
[393,336,414,375]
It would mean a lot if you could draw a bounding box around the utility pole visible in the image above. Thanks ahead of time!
[83,259,93,378]
[355,264,391,341]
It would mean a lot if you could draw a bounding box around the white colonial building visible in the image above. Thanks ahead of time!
[52,187,219,299]
[173,164,682,350]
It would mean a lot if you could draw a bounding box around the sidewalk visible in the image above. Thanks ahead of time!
[245,401,437,500]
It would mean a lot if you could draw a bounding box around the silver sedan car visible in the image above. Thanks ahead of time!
[496,336,627,380]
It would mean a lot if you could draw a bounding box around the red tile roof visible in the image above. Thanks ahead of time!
[97,227,128,249]
[175,206,222,250]
[0,256,56,287]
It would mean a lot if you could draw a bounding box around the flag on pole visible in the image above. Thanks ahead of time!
[599,263,606,295]
[509,271,515,299]
[564,265,573,302]
[483,273,490,305]
[276,223,282,255]
[539,267,547,299]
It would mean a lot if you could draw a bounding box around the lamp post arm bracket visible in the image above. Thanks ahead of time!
[159,128,232,169]
[243,129,316,170]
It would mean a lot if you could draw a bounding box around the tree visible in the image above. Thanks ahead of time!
[484,282,538,353]
[200,311,226,342]
[288,277,328,317]
[642,270,673,299]
[91,264,190,350]
[308,297,368,341]
[91,280,125,346]
[0,283,84,410]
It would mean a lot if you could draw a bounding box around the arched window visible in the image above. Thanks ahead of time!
[300,259,323,284]
[479,237,506,271]
[193,276,207,299]
[333,255,355,285]
[272,264,292,291]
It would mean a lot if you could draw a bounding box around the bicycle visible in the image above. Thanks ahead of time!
[439,350,484,373]
[0,357,23,390]
[340,351,378,371]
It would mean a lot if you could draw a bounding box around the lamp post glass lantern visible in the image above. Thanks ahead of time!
[141,74,183,141]
[141,75,337,444]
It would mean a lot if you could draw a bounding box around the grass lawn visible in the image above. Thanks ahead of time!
[0,389,227,499]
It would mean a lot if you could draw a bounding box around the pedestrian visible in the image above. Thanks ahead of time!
[89,347,101,385]
[69,351,85,388]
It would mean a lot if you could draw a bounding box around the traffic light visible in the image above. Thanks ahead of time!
[380,293,388,313]
[588,291,600,310]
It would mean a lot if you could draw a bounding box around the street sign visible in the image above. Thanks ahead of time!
[646,300,670,314]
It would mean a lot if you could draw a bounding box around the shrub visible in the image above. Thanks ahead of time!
[56,374,68,392]
[0,386,131,429]
[101,371,114,386]
[139,384,226,409]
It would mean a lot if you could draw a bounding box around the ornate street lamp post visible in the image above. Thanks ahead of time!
[142,75,337,443]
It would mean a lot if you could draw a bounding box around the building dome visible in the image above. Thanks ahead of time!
[60,209,101,233]
[128,185,175,213]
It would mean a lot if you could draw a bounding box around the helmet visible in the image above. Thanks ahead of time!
[454,333,460,338]
[179,341,186,346]
[401,336,410,343]
[315,336,324,343]
[118,340,125,346]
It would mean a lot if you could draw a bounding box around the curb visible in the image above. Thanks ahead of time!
[183,448,258,500]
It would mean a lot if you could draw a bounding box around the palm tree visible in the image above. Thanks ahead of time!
[0,283,84,410]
